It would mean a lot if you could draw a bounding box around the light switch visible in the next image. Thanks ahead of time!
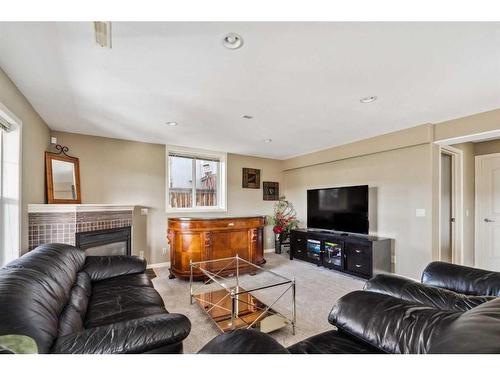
[140,208,149,216]
[416,209,426,217]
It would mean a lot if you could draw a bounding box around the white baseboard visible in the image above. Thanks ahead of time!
[264,248,275,254]
[147,261,170,269]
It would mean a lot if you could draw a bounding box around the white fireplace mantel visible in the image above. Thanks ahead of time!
[28,204,137,213]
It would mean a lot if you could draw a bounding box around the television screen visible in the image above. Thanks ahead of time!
[307,185,369,234]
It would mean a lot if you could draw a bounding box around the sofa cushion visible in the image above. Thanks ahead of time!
[85,275,167,328]
[0,244,86,353]
[83,255,146,281]
[287,330,381,354]
[429,297,500,353]
[329,290,461,353]
[53,313,191,354]
[365,273,495,311]
[5,243,86,291]
[198,329,289,354]
[91,273,153,291]
[58,272,92,337]
[422,261,500,297]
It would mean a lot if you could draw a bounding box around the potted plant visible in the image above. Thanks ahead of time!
[268,197,299,254]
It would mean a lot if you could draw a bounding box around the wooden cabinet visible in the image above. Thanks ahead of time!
[167,216,265,279]
[290,229,392,279]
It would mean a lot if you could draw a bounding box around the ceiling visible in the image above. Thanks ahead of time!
[0,22,499,159]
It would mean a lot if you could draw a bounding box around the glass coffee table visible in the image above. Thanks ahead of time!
[189,255,296,334]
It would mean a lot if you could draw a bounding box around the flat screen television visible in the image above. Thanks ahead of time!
[307,185,369,234]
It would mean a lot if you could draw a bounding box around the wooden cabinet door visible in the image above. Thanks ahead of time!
[170,231,204,275]
[209,229,250,269]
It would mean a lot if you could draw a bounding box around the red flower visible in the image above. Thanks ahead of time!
[273,226,284,234]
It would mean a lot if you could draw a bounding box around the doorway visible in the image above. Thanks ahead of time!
[475,153,500,271]
[441,152,453,262]
[439,146,463,264]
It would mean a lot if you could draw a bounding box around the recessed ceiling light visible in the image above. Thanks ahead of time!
[360,96,377,103]
[263,138,272,143]
[223,33,243,49]
[166,121,178,127]
[242,115,253,119]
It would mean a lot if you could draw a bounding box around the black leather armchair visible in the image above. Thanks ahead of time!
[199,262,500,354]
[0,243,191,354]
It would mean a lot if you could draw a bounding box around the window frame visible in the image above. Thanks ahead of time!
[166,146,227,213]
[0,101,22,266]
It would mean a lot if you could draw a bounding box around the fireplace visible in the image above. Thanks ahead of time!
[76,226,131,256]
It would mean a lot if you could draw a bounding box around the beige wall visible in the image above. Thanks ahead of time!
[52,131,167,264]
[474,139,500,156]
[170,152,284,252]
[0,67,51,253]
[283,144,433,279]
[284,124,433,171]
[51,131,283,264]
[434,109,500,142]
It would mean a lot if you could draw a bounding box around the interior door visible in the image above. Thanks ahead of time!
[476,154,500,271]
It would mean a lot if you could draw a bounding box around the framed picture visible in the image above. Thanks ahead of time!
[242,168,261,189]
[263,181,279,200]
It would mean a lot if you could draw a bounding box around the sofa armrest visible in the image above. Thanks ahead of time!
[51,313,191,354]
[83,255,147,281]
[198,329,289,354]
[365,273,494,311]
[421,261,500,296]
[328,291,460,354]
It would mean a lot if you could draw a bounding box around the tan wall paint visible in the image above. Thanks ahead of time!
[168,152,284,253]
[283,123,433,170]
[51,131,166,263]
[0,68,51,253]
[474,138,500,156]
[434,108,500,142]
[51,131,283,264]
[283,144,433,279]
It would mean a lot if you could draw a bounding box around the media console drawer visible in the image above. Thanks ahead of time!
[346,257,371,277]
[290,229,392,279]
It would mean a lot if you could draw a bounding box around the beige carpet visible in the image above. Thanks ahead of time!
[152,252,365,353]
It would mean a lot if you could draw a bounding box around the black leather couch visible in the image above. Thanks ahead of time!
[199,262,500,354]
[0,243,191,354]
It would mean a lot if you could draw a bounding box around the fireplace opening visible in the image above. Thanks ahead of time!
[76,226,131,256]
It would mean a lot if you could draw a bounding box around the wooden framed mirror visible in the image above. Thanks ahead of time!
[45,146,81,204]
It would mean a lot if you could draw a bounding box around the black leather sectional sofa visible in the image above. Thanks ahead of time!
[199,262,500,354]
[0,243,191,354]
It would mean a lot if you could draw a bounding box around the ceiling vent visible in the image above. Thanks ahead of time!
[94,22,112,48]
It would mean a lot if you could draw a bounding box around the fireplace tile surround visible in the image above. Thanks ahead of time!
[28,204,135,250]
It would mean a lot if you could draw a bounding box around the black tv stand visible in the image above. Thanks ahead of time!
[290,228,392,279]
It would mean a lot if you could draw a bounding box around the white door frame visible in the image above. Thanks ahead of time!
[474,152,500,267]
[438,145,464,264]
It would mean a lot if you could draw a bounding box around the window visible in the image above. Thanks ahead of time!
[0,104,21,266]
[166,147,227,212]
